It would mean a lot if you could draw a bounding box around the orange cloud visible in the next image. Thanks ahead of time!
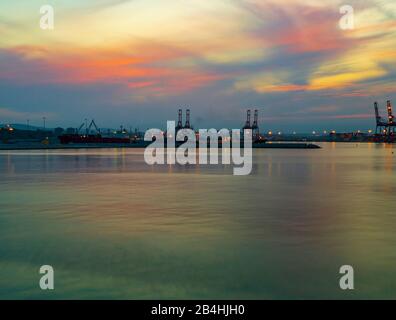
[263,84,308,92]
[1,44,228,97]
[247,3,356,55]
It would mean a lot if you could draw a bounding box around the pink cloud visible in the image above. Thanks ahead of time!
[0,44,227,97]
[248,3,357,55]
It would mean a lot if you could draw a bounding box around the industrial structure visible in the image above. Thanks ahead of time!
[77,119,100,135]
[175,108,193,132]
[243,109,251,131]
[176,109,183,132]
[252,109,259,139]
[58,119,131,144]
[374,100,395,136]
[242,109,261,141]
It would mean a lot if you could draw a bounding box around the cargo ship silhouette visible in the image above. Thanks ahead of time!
[59,119,131,144]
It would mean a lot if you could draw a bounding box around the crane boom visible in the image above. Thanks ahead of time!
[88,119,100,133]
[77,122,85,134]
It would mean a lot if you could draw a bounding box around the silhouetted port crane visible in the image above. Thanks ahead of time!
[185,109,191,129]
[252,109,260,140]
[242,109,262,142]
[243,110,252,130]
[374,102,388,134]
[375,101,396,136]
[77,119,100,135]
[175,108,193,133]
[176,109,183,132]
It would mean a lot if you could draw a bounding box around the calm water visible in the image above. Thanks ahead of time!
[0,143,395,299]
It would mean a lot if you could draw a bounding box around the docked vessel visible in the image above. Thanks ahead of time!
[59,119,131,144]
[58,134,130,144]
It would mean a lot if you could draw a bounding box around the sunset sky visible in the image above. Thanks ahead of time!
[0,0,395,131]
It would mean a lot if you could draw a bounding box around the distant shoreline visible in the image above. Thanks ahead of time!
[0,141,321,150]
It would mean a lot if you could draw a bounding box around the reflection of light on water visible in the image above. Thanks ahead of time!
[0,143,396,299]
[384,148,394,175]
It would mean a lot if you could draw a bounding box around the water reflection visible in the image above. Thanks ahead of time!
[0,143,395,299]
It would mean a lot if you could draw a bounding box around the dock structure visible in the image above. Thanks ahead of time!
[184,109,191,129]
[242,109,261,142]
[243,110,252,131]
[252,109,260,141]
[176,109,183,132]
[374,100,395,136]
[175,108,193,133]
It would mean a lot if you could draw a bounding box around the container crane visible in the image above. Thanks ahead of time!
[243,110,252,130]
[176,109,183,132]
[184,109,191,129]
[374,102,388,134]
